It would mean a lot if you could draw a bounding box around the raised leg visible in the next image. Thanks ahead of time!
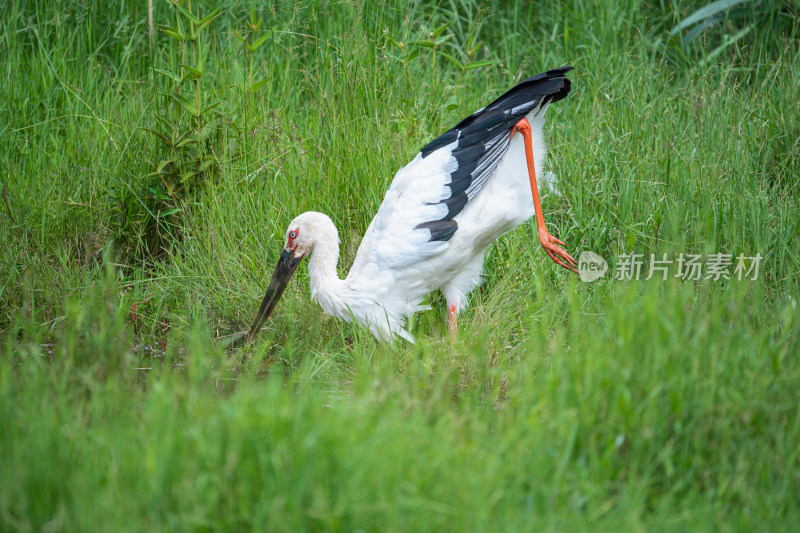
[510,117,578,273]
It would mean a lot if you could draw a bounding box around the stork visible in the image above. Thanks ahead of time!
[247,66,577,343]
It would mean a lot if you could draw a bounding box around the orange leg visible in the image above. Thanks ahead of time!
[510,118,578,273]
[447,303,458,338]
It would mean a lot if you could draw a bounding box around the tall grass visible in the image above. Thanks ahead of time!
[1,0,799,530]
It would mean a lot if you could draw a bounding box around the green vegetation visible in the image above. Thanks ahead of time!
[1,0,798,530]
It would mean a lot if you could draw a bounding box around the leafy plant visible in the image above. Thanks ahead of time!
[152,0,223,191]
[232,7,273,171]
[133,0,224,256]
[232,7,272,95]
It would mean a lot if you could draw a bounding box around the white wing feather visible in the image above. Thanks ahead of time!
[350,140,458,273]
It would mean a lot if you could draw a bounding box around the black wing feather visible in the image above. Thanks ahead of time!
[416,220,458,242]
[416,66,573,241]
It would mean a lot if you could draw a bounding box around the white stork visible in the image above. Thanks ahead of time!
[247,66,577,342]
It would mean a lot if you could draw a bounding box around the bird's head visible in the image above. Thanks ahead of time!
[246,211,336,343]
[282,211,336,258]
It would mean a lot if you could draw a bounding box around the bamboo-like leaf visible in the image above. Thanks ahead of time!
[232,30,247,45]
[431,22,449,38]
[154,68,181,83]
[173,3,199,25]
[199,7,223,26]
[434,34,452,46]
[441,51,464,70]
[155,23,177,33]
[250,29,274,51]
[170,93,199,116]
[156,159,174,174]
[409,39,434,49]
[249,78,269,93]
[156,24,185,42]
[464,59,497,70]
[181,64,203,78]
[174,130,194,146]
[196,8,223,35]
[175,136,197,148]
[179,70,197,84]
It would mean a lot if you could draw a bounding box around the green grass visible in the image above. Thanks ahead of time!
[1,0,799,530]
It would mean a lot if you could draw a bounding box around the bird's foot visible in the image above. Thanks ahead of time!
[539,230,578,273]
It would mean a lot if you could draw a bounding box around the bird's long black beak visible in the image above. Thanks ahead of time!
[246,249,304,343]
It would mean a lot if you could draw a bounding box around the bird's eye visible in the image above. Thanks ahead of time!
[289,231,297,239]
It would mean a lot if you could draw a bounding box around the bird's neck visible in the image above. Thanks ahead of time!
[308,235,349,318]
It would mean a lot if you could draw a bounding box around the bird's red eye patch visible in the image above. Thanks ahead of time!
[288,229,298,241]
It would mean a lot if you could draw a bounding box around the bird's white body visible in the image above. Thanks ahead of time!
[299,109,549,341]
[248,68,575,343]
